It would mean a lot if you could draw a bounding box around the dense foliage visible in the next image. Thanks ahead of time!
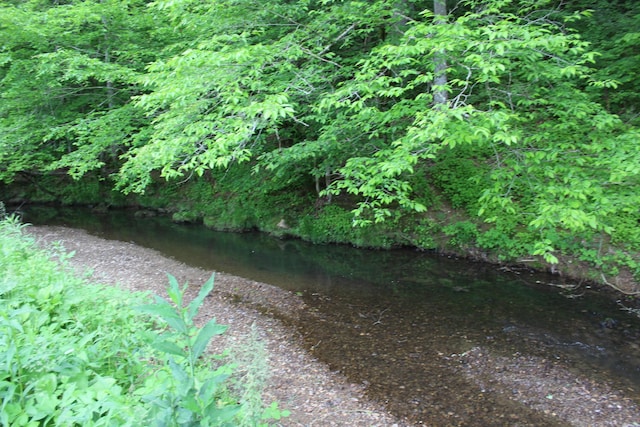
[0,215,285,426]
[1,0,639,284]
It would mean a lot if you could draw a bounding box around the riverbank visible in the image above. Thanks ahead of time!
[7,179,640,298]
[28,225,640,426]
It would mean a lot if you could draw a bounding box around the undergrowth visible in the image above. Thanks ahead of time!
[0,215,287,426]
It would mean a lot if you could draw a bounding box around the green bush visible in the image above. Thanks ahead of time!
[202,198,259,231]
[400,217,441,250]
[431,147,489,211]
[135,273,288,426]
[0,217,286,426]
[172,210,202,223]
[297,205,357,245]
[443,220,479,250]
[609,212,640,251]
[297,204,397,248]
[0,217,149,426]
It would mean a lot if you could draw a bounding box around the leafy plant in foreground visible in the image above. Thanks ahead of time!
[135,273,238,426]
[0,218,287,426]
[0,218,150,426]
[136,274,288,426]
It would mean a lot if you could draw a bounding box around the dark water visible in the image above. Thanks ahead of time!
[22,206,640,425]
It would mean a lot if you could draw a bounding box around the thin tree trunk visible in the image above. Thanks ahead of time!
[105,50,115,109]
[433,0,448,107]
[101,11,115,109]
[324,165,332,203]
[392,0,411,40]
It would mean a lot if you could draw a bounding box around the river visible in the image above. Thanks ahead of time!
[22,206,640,425]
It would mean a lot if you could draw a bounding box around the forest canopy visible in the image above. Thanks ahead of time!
[1,0,639,276]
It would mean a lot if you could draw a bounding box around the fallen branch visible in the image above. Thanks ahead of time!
[601,273,640,296]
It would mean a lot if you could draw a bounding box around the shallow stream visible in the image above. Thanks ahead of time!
[22,206,640,425]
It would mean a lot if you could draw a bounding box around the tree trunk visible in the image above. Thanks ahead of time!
[392,0,411,40]
[433,0,448,107]
[101,10,115,109]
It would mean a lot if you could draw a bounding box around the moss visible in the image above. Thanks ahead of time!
[172,210,201,223]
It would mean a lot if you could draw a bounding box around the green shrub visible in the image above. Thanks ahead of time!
[431,147,489,211]
[172,210,201,223]
[297,204,357,245]
[135,273,288,426]
[400,217,440,250]
[443,220,479,250]
[407,169,438,211]
[0,218,286,426]
[202,198,258,231]
[476,227,531,261]
[0,218,149,426]
[296,204,397,248]
[609,212,640,251]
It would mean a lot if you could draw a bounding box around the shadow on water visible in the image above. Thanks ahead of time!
[23,206,640,425]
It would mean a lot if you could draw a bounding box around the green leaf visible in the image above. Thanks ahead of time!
[198,370,231,403]
[192,319,228,361]
[166,273,184,307]
[262,401,290,421]
[181,393,200,413]
[136,302,188,334]
[187,273,215,320]
[168,359,193,398]
[152,340,187,358]
[205,404,241,424]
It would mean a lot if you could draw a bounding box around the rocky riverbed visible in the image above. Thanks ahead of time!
[29,226,640,426]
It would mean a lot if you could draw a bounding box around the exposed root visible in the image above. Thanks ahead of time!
[601,273,640,296]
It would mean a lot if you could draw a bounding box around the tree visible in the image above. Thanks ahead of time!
[0,0,171,183]
[564,0,640,124]
[1,0,638,266]
[315,0,639,261]
[117,0,414,193]
[432,0,448,106]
